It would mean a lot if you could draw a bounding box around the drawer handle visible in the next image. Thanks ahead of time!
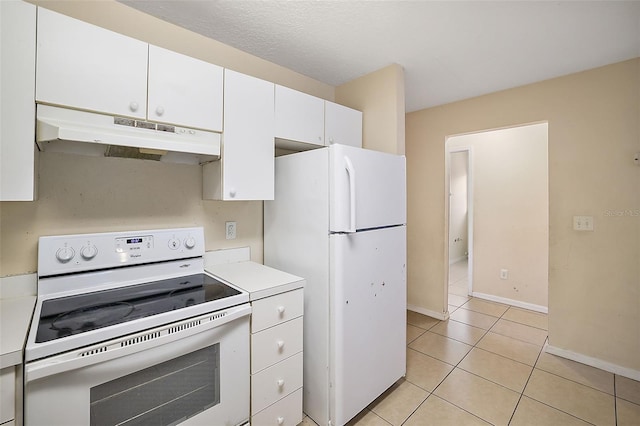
[277,305,285,315]
[276,340,285,350]
[277,416,284,425]
[277,379,285,388]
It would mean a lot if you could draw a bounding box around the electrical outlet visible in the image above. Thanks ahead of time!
[573,216,594,231]
[225,221,236,240]
[500,269,508,280]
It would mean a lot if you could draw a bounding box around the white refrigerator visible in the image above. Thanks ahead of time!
[264,144,407,426]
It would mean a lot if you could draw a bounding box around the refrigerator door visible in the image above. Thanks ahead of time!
[329,225,407,425]
[330,145,406,233]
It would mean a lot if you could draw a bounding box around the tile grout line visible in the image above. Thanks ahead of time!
[446,298,540,425]
[506,336,546,425]
[404,299,492,425]
[406,299,511,425]
[408,301,597,426]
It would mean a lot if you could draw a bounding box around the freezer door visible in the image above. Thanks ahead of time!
[330,225,406,425]
[330,145,406,233]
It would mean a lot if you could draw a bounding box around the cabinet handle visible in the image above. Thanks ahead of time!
[277,379,285,388]
[155,106,165,116]
[277,416,284,425]
[277,305,285,315]
[276,340,285,350]
[129,101,139,112]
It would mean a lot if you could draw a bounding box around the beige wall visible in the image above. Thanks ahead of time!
[448,151,468,263]
[448,123,549,309]
[0,0,335,278]
[336,64,406,155]
[0,153,262,275]
[406,58,640,372]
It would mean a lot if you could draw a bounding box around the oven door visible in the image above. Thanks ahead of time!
[25,304,251,426]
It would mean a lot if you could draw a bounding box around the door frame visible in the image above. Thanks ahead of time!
[444,145,474,313]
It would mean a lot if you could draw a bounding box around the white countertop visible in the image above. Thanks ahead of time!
[0,274,37,369]
[1,295,36,369]
[206,261,304,301]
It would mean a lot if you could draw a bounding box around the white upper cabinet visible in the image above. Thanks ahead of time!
[275,85,363,151]
[147,45,223,131]
[36,8,223,132]
[203,70,275,200]
[275,85,325,147]
[325,101,363,148]
[36,7,148,119]
[1,0,37,201]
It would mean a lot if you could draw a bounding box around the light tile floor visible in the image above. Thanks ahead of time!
[299,260,640,425]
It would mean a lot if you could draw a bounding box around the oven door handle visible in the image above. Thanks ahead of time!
[25,303,251,382]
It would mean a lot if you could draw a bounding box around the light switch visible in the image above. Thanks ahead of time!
[573,216,594,231]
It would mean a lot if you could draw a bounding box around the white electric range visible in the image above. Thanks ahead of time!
[24,227,251,426]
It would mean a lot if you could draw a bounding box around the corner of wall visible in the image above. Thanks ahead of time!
[335,64,406,155]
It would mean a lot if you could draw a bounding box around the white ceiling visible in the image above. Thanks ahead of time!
[121,1,640,112]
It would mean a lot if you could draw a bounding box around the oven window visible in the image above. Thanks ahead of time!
[90,344,220,425]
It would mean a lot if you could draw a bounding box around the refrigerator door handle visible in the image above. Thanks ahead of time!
[344,156,356,233]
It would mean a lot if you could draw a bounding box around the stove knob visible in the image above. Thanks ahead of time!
[80,245,98,260]
[55,247,75,263]
[184,237,196,249]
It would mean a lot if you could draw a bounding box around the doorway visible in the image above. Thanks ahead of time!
[444,122,549,313]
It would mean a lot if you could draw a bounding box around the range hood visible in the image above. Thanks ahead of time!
[36,105,220,164]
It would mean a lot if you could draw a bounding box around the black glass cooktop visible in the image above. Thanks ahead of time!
[35,274,240,343]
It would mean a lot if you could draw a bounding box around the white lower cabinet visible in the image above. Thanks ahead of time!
[251,316,303,374]
[205,261,304,426]
[251,352,303,415]
[0,367,15,425]
[251,389,303,426]
[250,292,303,425]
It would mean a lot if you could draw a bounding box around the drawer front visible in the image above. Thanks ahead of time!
[251,289,303,333]
[0,367,15,424]
[251,388,302,426]
[251,317,303,374]
[251,352,303,414]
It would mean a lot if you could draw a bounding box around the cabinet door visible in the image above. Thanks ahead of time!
[147,45,223,131]
[275,85,324,146]
[204,70,274,200]
[1,0,36,201]
[36,7,148,119]
[325,101,363,148]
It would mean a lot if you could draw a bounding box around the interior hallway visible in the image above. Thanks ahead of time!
[300,259,640,425]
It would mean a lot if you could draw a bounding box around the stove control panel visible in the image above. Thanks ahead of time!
[38,227,205,277]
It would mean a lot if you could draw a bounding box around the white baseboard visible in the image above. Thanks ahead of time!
[545,343,640,381]
[407,304,449,321]
[471,292,548,314]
